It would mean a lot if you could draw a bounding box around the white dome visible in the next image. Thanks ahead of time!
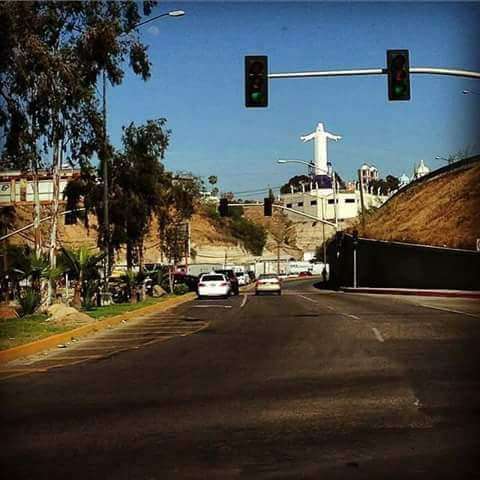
[415,159,430,177]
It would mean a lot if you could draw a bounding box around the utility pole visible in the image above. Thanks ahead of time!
[102,70,110,303]
[48,138,62,305]
[321,197,326,263]
[357,169,366,233]
[332,176,338,228]
[277,242,281,274]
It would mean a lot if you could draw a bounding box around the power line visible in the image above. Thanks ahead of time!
[231,185,283,196]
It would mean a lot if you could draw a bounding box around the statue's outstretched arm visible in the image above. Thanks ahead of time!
[326,133,342,141]
[300,132,315,142]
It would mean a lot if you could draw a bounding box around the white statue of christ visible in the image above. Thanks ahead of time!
[300,122,342,176]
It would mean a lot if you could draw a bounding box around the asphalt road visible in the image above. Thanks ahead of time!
[1,279,480,479]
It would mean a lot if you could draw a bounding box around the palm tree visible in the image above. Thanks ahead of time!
[61,246,105,309]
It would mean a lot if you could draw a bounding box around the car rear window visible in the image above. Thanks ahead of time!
[201,275,225,282]
[259,274,278,279]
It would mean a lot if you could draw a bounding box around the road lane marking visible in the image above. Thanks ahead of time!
[192,305,232,309]
[327,306,335,310]
[372,327,385,342]
[241,294,248,308]
[297,295,318,303]
[420,304,480,319]
[347,314,360,319]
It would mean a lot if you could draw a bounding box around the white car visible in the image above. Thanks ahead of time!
[197,273,231,299]
[235,271,248,286]
[255,274,282,296]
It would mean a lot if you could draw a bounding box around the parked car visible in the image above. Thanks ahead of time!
[255,274,282,296]
[197,273,231,299]
[235,271,248,286]
[298,271,313,277]
[173,273,199,291]
[214,269,240,295]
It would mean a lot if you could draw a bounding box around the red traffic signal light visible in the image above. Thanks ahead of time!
[245,56,268,107]
[387,50,410,101]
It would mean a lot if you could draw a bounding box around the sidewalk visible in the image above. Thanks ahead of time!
[0,293,196,364]
[341,287,480,299]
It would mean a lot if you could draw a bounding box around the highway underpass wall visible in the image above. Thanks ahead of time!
[327,234,480,290]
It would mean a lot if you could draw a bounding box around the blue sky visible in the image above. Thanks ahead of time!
[107,1,480,196]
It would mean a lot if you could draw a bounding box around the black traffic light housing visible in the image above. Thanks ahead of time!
[264,197,273,216]
[245,56,268,107]
[387,50,410,101]
[352,229,359,247]
[219,198,229,217]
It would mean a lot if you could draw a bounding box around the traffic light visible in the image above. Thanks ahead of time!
[245,56,268,107]
[387,50,410,101]
[264,197,273,216]
[219,198,229,217]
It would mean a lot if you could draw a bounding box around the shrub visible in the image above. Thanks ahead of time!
[19,288,41,316]
[173,283,189,295]
[230,217,267,256]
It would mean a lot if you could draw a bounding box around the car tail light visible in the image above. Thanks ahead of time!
[219,282,228,286]
[198,283,206,287]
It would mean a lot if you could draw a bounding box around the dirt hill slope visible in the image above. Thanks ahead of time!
[361,161,480,250]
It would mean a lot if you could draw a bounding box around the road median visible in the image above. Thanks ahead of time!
[0,292,196,364]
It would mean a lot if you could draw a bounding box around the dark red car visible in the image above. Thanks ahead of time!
[298,271,312,277]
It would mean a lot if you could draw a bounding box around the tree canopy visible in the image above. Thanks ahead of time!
[0,1,157,170]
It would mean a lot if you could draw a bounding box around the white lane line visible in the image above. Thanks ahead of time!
[297,294,318,303]
[420,304,480,319]
[241,294,248,308]
[347,314,360,319]
[192,305,232,309]
[372,327,385,343]
[327,306,335,310]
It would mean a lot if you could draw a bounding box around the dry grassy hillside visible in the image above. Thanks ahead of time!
[4,199,303,261]
[361,163,480,250]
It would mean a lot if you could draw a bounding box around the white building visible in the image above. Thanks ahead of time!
[280,183,388,225]
[399,173,410,187]
[413,159,430,179]
[359,163,379,186]
[0,168,80,205]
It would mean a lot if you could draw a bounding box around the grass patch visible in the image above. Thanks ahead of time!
[0,294,185,351]
[0,314,71,351]
[85,295,175,320]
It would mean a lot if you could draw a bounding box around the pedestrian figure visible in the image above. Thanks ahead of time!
[322,266,328,283]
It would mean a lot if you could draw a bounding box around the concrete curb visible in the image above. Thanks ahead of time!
[341,287,480,299]
[0,293,196,364]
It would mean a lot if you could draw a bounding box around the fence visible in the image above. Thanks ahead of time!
[327,233,480,291]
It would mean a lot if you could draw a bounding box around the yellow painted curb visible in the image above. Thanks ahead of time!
[0,293,196,364]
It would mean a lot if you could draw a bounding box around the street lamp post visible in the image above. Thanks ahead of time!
[462,89,480,96]
[101,10,185,303]
[277,158,330,176]
[435,155,454,165]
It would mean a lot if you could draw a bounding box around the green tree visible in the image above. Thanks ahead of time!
[61,246,105,309]
[208,175,218,188]
[280,175,310,194]
[0,1,157,302]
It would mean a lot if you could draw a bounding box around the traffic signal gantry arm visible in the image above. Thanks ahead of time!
[225,202,338,229]
[268,66,480,80]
